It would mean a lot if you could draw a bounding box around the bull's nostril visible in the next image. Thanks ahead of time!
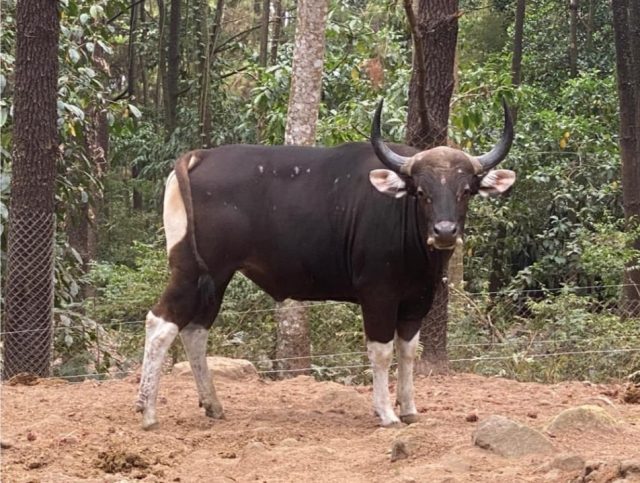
[452,225,458,235]
[434,226,440,235]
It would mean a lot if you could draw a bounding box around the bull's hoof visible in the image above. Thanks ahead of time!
[381,421,405,429]
[400,413,419,425]
[204,405,225,420]
[141,420,160,431]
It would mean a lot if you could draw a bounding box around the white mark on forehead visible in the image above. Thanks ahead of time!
[294,166,300,174]
[457,168,463,174]
[258,165,264,174]
[440,176,447,185]
[306,168,311,174]
[334,177,340,184]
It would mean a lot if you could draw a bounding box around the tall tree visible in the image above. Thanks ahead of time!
[404,0,459,373]
[259,0,271,67]
[3,0,60,378]
[612,0,640,316]
[165,0,181,136]
[275,0,328,377]
[569,0,579,77]
[404,0,459,374]
[197,0,213,147]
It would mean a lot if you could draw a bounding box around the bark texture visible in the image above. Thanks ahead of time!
[3,0,60,378]
[405,0,459,375]
[569,0,579,78]
[275,0,328,378]
[612,0,640,315]
[165,0,181,136]
[283,0,328,146]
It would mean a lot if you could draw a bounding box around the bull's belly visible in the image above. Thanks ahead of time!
[239,266,358,304]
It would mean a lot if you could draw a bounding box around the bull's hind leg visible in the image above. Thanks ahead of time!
[180,322,224,419]
[135,311,179,430]
[135,269,202,430]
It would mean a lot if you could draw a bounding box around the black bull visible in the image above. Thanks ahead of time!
[135,99,516,429]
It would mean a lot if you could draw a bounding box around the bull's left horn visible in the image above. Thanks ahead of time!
[371,99,412,173]
[474,97,514,172]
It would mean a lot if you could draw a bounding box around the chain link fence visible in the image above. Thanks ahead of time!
[2,280,639,384]
[1,211,55,379]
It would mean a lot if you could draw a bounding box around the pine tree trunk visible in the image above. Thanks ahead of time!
[405,0,459,375]
[198,0,212,148]
[3,0,59,379]
[165,0,181,136]
[154,0,166,113]
[269,0,282,65]
[258,0,270,67]
[569,0,579,78]
[275,0,328,378]
[613,0,640,316]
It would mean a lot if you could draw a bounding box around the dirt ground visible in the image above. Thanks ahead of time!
[1,370,639,483]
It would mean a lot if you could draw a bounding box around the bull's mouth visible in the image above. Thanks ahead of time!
[426,236,462,251]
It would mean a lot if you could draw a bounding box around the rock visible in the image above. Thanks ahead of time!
[545,405,619,435]
[538,454,585,473]
[623,384,640,404]
[390,439,410,462]
[173,356,257,380]
[0,440,13,449]
[621,460,640,475]
[465,412,478,422]
[472,415,555,458]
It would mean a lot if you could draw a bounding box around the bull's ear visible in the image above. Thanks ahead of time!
[478,169,516,197]
[369,169,407,198]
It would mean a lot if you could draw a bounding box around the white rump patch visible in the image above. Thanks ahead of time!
[369,169,407,199]
[163,171,188,254]
[479,169,516,197]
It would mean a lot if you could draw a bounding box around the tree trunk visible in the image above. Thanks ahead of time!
[488,0,526,297]
[165,0,181,137]
[127,0,139,98]
[269,0,283,65]
[259,0,270,67]
[405,0,459,375]
[3,0,59,379]
[154,0,166,113]
[139,1,148,106]
[511,0,526,88]
[405,0,458,149]
[612,0,640,316]
[198,0,212,148]
[569,0,579,78]
[275,0,328,378]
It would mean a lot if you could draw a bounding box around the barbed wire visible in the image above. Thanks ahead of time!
[17,345,640,383]
[1,282,638,337]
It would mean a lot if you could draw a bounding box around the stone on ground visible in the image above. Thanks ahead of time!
[472,415,555,458]
[545,405,619,435]
[173,356,257,380]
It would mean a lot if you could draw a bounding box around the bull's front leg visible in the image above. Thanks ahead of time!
[367,339,401,427]
[135,311,179,430]
[395,330,420,424]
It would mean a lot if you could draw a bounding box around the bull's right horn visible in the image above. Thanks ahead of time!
[371,99,412,174]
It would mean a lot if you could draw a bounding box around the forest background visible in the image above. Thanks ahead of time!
[1,0,639,382]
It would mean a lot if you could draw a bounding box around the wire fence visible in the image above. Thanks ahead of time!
[1,282,639,384]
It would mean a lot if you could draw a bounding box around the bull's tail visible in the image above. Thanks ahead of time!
[173,151,216,308]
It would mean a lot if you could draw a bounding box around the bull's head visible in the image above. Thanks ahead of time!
[369,99,515,250]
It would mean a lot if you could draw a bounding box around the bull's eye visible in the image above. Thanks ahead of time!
[463,186,471,196]
[417,188,431,203]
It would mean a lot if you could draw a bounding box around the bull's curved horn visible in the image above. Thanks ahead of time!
[371,99,412,173]
[475,97,514,172]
